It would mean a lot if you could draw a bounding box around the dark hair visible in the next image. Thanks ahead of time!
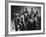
[36,11,38,14]
[34,14,36,17]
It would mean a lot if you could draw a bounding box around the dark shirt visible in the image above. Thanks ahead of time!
[24,16,28,23]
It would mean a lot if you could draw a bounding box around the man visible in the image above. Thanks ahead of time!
[35,11,41,30]
[30,8,34,16]
[24,8,29,30]
[24,8,29,23]
[27,8,36,30]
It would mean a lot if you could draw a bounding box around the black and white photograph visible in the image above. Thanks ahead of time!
[7,2,44,35]
[11,6,41,31]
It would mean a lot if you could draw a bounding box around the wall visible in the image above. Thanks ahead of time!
[0,0,46,37]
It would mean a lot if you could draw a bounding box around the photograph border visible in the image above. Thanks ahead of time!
[5,0,45,36]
